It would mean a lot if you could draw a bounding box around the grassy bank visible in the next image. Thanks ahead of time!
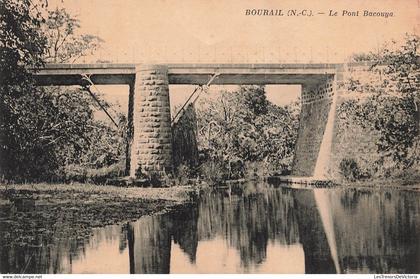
[0,183,195,248]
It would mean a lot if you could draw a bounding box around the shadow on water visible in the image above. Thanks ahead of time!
[0,181,419,274]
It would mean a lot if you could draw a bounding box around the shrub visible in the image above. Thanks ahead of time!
[199,160,227,186]
[175,164,192,185]
[146,170,174,188]
[339,158,362,182]
[148,172,162,187]
[243,161,263,180]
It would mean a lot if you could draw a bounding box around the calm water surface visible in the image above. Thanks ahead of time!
[1,182,419,274]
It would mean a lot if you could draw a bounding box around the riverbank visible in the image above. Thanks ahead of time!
[267,174,420,191]
[1,177,419,250]
[340,179,420,191]
[0,183,195,248]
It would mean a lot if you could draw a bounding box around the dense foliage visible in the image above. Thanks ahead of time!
[338,34,420,178]
[196,86,300,180]
[1,0,47,179]
[0,2,124,181]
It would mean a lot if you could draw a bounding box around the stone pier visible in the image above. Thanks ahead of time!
[130,65,173,178]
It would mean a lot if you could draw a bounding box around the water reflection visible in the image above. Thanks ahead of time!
[0,182,419,274]
[0,222,127,274]
[331,189,420,273]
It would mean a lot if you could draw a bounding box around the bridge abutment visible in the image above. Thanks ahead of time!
[130,65,173,178]
[292,77,336,177]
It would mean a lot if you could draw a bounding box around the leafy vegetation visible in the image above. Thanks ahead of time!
[195,86,300,183]
[339,158,366,182]
[42,8,103,63]
[338,33,420,179]
[1,2,125,182]
[1,0,48,180]
[2,0,417,186]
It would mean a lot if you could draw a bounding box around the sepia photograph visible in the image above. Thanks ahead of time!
[0,0,419,276]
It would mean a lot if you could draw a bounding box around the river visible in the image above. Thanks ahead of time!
[0,181,419,274]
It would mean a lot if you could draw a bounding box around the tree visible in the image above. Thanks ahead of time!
[378,34,420,133]
[1,3,124,181]
[39,8,126,172]
[0,0,47,179]
[35,8,126,178]
[350,33,419,130]
[339,33,420,174]
[196,86,299,178]
[42,8,103,63]
[242,86,268,116]
[338,95,418,174]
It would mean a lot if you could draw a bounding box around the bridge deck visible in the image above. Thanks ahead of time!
[32,63,343,86]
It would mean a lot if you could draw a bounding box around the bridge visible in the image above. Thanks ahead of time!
[34,63,338,86]
[32,63,353,179]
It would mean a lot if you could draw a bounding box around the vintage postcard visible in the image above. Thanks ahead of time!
[0,0,419,276]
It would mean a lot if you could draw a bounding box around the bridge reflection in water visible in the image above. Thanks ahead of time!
[0,182,418,274]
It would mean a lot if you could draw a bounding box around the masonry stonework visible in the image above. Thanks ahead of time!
[292,77,335,176]
[291,64,381,179]
[130,65,173,177]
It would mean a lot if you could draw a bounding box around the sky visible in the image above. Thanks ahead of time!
[47,0,419,118]
[49,0,419,64]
